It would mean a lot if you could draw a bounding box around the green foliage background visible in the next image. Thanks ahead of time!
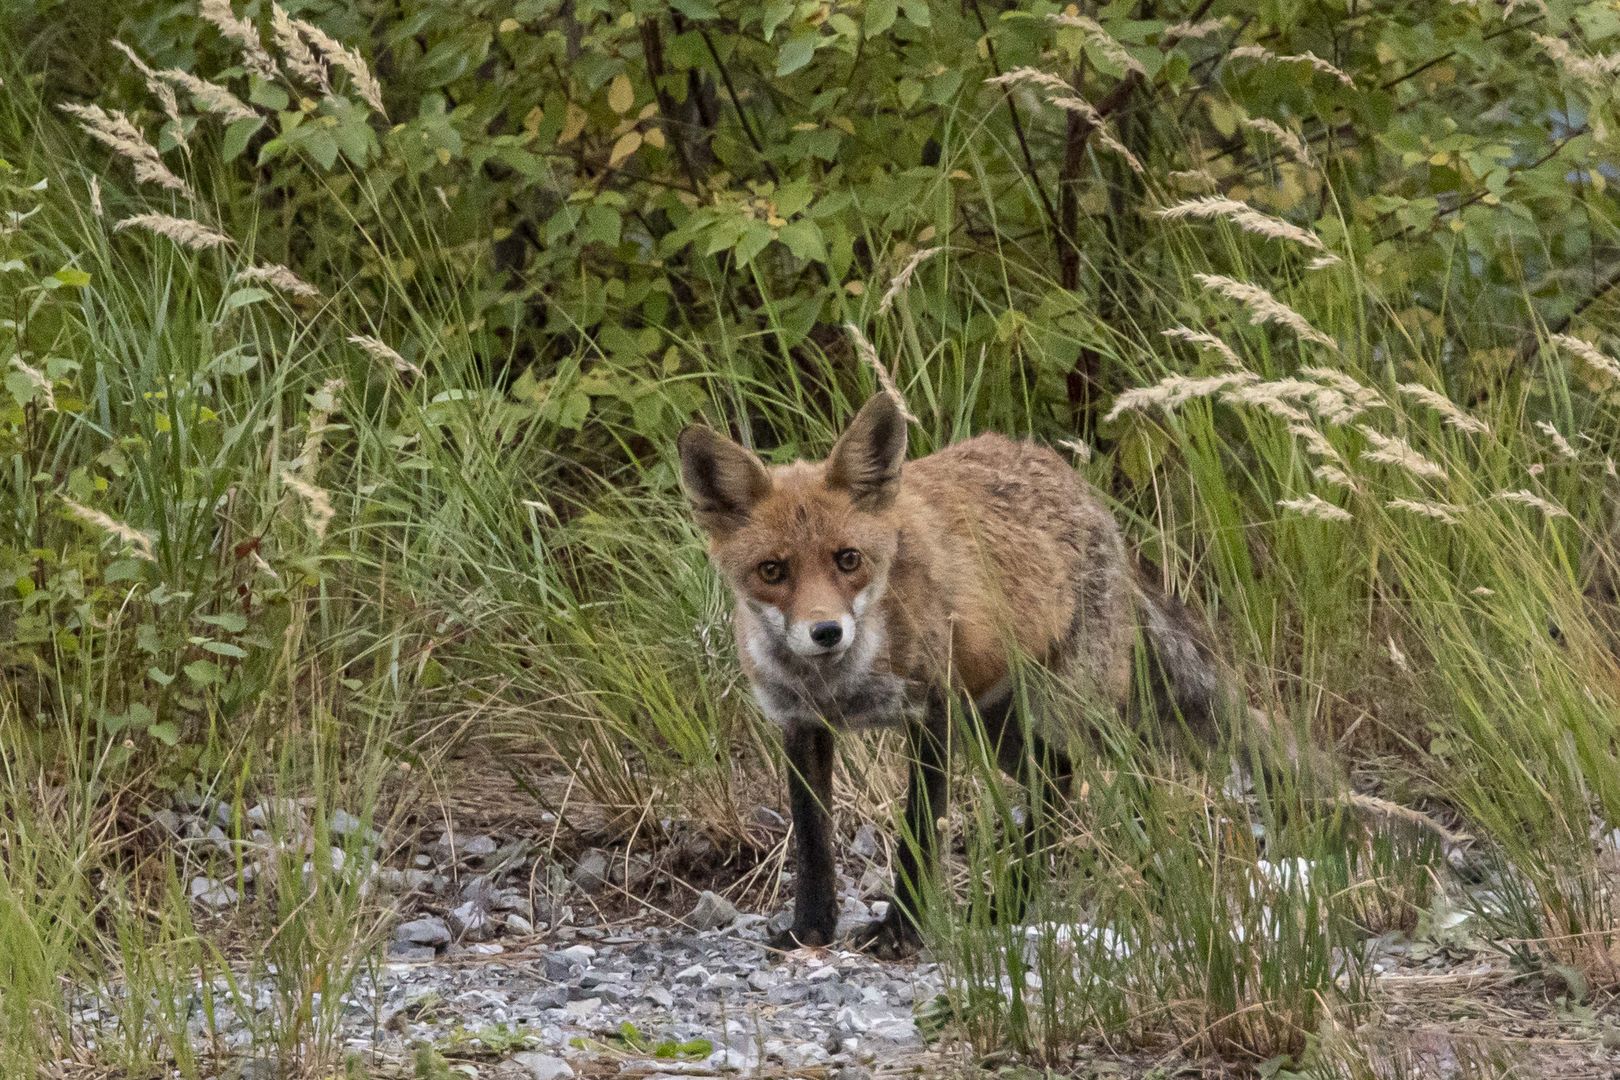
[4,0,1620,1070]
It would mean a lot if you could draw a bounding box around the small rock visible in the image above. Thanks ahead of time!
[329,809,364,836]
[413,853,432,869]
[675,964,709,985]
[394,916,451,947]
[147,808,182,835]
[643,986,674,1008]
[386,942,437,962]
[850,823,881,860]
[189,876,238,909]
[460,834,498,861]
[511,1053,574,1080]
[449,899,494,941]
[564,997,601,1019]
[687,890,740,931]
[571,850,610,894]
[505,913,534,935]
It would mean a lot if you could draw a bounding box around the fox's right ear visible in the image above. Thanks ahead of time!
[677,424,772,535]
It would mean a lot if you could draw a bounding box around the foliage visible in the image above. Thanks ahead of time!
[4,0,1620,1074]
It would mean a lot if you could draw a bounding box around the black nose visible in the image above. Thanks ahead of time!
[809,621,844,648]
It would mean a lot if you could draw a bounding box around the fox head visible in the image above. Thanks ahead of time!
[678,394,907,666]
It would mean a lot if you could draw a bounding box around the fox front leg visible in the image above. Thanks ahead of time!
[770,722,838,950]
[854,699,948,959]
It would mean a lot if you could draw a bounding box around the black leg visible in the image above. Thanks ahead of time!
[989,701,1072,926]
[770,722,837,950]
[855,697,949,958]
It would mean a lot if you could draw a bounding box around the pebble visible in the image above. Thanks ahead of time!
[686,889,740,931]
[570,849,611,893]
[511,1053,574,1080]
[189,876,238,909]
[395,916,451,947]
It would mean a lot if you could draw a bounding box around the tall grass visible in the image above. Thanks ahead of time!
[3,5,1620,1076]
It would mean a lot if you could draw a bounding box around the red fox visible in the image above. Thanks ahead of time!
[677,394,1234,956]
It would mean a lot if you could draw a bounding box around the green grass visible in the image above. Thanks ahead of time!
[5,9,1620,1077]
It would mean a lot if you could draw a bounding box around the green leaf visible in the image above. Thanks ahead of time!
[670,0,718,18]
[198,612,249,633]
[778,219,827,262]
[734,221,775,267]
[147,721,180,747]
[224,287,270,311]
[52,267,90,287]
[183,659,224,686]
[201,640,248,658]
[776,31,818,76]
[222,118,263,163]
[900,0,930,28]
[865,0,897,36]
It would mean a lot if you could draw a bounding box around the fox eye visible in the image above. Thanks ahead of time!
[833,548,862,573]
[757,560,788,584]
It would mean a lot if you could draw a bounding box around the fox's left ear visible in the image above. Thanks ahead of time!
[826,394,907,511]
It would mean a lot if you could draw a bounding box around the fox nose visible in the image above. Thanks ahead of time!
[808,621,844,649]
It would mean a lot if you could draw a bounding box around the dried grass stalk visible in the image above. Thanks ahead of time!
[272,4,330,93]
[158,68,258,124]
[1164,18,1225,42]
[1396,383,1490,435]
[1278,493,1352,522]
[1229,44,1354,86]
[1532,34,1620,89]
[281,472,335,540]
[1105,372,1257,421]
[1194,273,1338,351]
[1047,95,1145,174]
[1161,326,1243,368]
[1156,196,1336,260]
[1387,498,1464,524]
[114,213,234,250]
[59,103,192,198]
[349,334,422,376]
[60,498,156,561]
[1535,420,1578,460]
[1241,116,1313,169]
[200,0,278,80]
[1357,427,1447,481]
[292,17,386,116]
[877,247,941,315]
[237,263,320,300]
[845,324,918,425]
[1049,14,1147,75]
[1552,333,1620,388]
[109,41,186,147]
[1496,489,1570,519]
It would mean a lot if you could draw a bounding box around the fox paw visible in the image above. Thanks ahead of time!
[852,910,922,960]
[767,924,834,952]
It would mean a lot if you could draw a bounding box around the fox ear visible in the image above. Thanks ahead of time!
[678,424,772,534]
[826,394,907,511]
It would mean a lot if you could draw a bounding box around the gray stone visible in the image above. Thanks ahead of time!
[449,899,494,941]
[687,889,741,931]
[189,876,238,908]
[329,809,364,836]
[505,913,534,935]
[571,850,610,893]
[511,1053,574,1080]
[386,942,437,962]
[460,834,498,861]
[394,917,451,947]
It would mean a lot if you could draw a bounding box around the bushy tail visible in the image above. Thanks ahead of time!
[1132,573,1231,745]
[1133,571,1471,856]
